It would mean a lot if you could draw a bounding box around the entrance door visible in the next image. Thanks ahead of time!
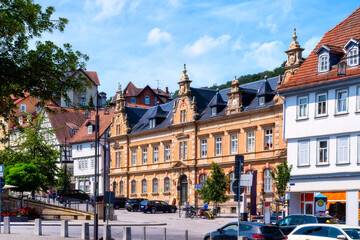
[305,202,314,214]
[180,175,188,206]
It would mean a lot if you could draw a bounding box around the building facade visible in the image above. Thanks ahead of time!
[108,65,286,213]
[278,9,360,225]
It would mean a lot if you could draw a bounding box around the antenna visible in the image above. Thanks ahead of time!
[156,79,160,90]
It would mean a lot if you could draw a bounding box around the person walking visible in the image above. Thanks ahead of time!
[46,190,50,204]
[52,191,56,204]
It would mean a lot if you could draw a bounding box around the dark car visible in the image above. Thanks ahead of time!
[271,212,286,224]
[139,200,177,214]
[276,214,338,236]
[113,197,128,209]
[204,222,286,240]
[125,198,147,212]
[57,189,90,203]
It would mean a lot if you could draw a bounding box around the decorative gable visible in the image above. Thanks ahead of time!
[111,85,131,136]
[343,38,359,67]
[226,76,243,114]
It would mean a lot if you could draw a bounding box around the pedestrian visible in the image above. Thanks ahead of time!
[52,191,56,203]
[46,190,50,204]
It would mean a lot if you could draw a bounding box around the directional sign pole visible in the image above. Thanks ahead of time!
[237,172,240,240]
[0,165,4,234]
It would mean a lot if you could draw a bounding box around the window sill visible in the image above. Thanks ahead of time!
[334,112,349,117]
[140,193,148,197]
[335,162,351,166]
[163,192,171,196]
[314,114,328,119]
[151,192,159,196]
[297,164,310,167]
[296,117,309,122]
[130,193,137,197]
[316,163,330,167]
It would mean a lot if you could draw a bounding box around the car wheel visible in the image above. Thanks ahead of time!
[126,209,131,212]
[151,208,156,214]
[204,237,210,240]
[170,208,176,213]
[115,205,119,209]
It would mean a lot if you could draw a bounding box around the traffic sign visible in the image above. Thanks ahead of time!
[0,165,3,178]
[232,180,244,195]
[240,174,253,187]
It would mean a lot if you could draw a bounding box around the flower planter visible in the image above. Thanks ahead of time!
[1,216,28,222]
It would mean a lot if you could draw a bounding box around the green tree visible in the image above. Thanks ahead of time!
[87,95,95,110]
[56,165,72,190]
[270,159,292,198]
[198,162,229,207]
[0,0,90,122]
[6,163,42,193]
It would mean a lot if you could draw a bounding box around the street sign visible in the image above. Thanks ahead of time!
[232,180,244,195]
[0,165,3,178]
[240,174,253,187]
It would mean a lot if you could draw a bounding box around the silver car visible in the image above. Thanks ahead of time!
[287,224,360,240]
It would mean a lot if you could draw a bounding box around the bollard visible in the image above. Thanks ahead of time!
[143,226,146,240]
[61,220,69,237]
[185,229,188,240]
[81,222,90,240]
[123,227,131,240]
[3,216,10,234]
[34,218,42,235]
[210,232,214,240]
[163,228,167,240]
[103,225,111,240]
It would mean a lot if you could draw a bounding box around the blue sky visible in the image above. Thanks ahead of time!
[36,0,359,98]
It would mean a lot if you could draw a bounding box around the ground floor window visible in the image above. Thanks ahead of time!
[300,193,314,215]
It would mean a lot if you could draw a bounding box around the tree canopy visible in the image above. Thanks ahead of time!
[198,162,229,205]
[270,160,292,198]
[6,163,42,193]
[0,0,90,120]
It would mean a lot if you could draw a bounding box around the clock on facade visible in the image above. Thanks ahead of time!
[232,98,237,106]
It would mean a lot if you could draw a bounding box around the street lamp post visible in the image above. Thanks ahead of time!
[94,91,100,240]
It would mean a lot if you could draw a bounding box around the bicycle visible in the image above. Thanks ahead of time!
[185,206,197,218]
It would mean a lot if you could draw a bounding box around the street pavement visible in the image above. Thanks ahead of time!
[0,209,239,239]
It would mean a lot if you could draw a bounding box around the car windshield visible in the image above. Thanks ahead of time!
[343,229,360,239]
[128,199,138,203]
[261,227,283,235]
[140,201,148,206]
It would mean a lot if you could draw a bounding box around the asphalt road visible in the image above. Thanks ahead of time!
[0,209,239,240]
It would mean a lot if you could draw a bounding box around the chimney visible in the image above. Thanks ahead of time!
[166,87,169,94]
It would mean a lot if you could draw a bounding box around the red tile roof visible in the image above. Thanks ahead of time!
[278,7,360,91]
[69,109,114,143]
[83,71,100,86]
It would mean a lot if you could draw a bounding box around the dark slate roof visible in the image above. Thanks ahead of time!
[257,79,274,96]
[126,76,280,133]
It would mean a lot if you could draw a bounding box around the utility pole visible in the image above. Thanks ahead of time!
[94,90,99,240]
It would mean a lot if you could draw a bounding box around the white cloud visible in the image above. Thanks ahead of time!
[243,41,284,70]
[84,0,127,21]
[258,15,278,33]
[303,36,322,57]
[183,35,231,57]
[146,28,172,45]
[232,36,244,51]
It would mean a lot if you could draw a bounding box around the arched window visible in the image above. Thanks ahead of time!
[142,179,147,193]
[164,177,170,192]
[229,172,235,194]
[199,174,207,187]
[131,180,136,194]
[120,180,124,195]
[264,169,273,193]
[153,178,158,193]
[246,170,254,194]
[113,181,117,196]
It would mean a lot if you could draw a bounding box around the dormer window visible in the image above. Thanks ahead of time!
[259,97,265,106]
[131,98,136,104]
[145,96,150,105]
[211,107,217,116]
[19,116,23,125]
[87,125,93,134]
[319,54,329,72]
[347,47,358,66]
[149,119,156,128]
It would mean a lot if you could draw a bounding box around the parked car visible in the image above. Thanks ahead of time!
[287,223,360,240]
[204,222,286,240]
[125,198,147,212]
[139,200,177,213]
[271,212,286,224]
[276,214,338,236]
[113,197,128,209]
[56,189,90,203]
[89,195,104,206]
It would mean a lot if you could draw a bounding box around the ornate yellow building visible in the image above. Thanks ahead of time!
[107,63,293,213]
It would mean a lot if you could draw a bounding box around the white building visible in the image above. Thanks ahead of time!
[70,109,113,196]
[278,11,360,226]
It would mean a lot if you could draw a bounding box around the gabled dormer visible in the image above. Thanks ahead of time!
[148,104,168,129]
[343,38,359,67]
[209,90,226,116]
[315,44,343,74]
[257,77,274,106]
[86,121,94,135]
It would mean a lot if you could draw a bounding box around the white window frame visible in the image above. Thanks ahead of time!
[142,179,147,193]
[337,136,350,164]
[149,119,155,128]
[142,148,148,164]
[199,174,207,187]
[230,134,238,154]
[87,125,93,134]
[201,139,207,157]
[318,54,329,72]
[131,180,136,194]
[317,138,329,165]
[215,137,222,156]
[132,149,137,165]
[18,116,23,125]
[165,145,170,161]
[264,129,273,150]
[81,99,86,106]
[358,135,360,163]
[179,142,187,159]
[259,96,265,105]
[247,131,255,152]
[357,86,360,112]
[120,181,124,195]
[316,92,328,117]
[145,96,150,105]
[153,178,158,193]
[153,146,159,163]
[336,89,348,114]
[264,169,273,193]
[20,104,26,112]
[347,47,358,66]
[297,96,309,119]
[211,107,216,116]
[298,140,310,166]
[246,170,254,194]
[164,177,170,192]
[180,110,186,122]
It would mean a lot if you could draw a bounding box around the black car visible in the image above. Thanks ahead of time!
[113,197,128,209]
[57,189,90,203]
[139,200,177,213]
[276,214,338,235]
[125,198,147,212]
[89,195,104,206]
[204,222,286,240]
